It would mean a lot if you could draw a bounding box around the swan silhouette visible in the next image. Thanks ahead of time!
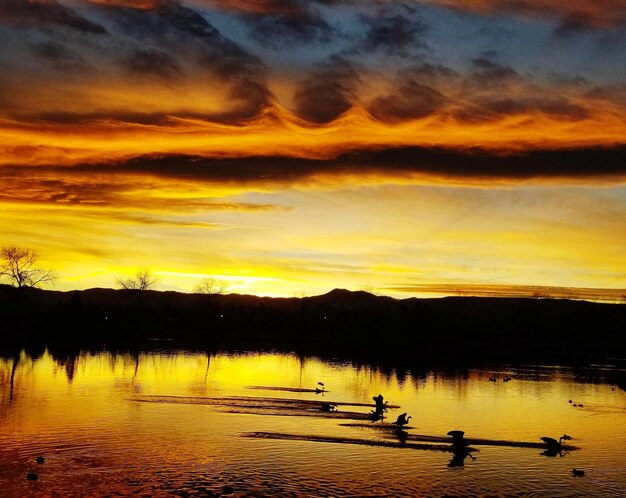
[540,434,571,448]
[393,413,411,427]
[540,434,572,456]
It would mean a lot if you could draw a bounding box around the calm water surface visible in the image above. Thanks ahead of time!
[1,350,625,497]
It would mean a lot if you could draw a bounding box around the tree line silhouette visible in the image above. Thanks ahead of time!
[1,245,625,366]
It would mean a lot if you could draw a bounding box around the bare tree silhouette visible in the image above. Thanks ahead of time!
[0,246,56,288]
[194,277,228,296]
[116,269,158,291]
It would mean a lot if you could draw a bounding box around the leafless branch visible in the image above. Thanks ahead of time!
[194,277,228,296]
[116,269,158,291]
[0,246,57,288]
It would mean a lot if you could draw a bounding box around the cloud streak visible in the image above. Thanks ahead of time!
[36,145,626,185]
[421,0,626,29]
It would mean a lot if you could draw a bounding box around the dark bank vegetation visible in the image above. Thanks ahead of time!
[0,284,624,366]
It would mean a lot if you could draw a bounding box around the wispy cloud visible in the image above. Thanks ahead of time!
[0,0,108,34]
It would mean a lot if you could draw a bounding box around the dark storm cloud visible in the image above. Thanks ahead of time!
[30,41,91,73]
[422,1,626,30]
[99,0,219,39]
[292,55,361,123]
[368,80,447,123]
[453,96,589,123]
[0,0,107,34]
[198,41,273,120]
[230,0,335,48]
[553,12,596,37]
[94,0,272,122]
[587,84,626,106]
[359,4,429,56]
[448,55,592,123]
[405,62,458,82]
[51,145,626,183]
[465,57,519,87]
[119,49,184,80]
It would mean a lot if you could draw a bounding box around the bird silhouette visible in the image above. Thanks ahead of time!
[393,413,411,427]
[372,394,388,415]
[540,434,572,456]
[447,430,466,446]
[572,468,585,477]
[369,410,386,423]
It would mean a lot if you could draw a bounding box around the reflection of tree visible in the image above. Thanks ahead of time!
[51,351,79,383]
[0,351,25,404]
[204,353,211,385]
[9,353,18,400]
[131,352,140,382]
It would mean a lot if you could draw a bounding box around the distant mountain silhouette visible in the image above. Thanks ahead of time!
[0,284,624,365]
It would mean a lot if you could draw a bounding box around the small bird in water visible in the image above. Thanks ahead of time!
[320,402,337,412]
[26,473,38,481]
[35,456,45,464]
[572,468,585,477]
[393,413,411,427]
[488,376,497,382]
[315,382,325,394]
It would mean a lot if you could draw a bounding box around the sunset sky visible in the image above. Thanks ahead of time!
[0,0,625,298]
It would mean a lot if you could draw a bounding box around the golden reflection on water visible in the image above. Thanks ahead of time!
[1,350,626,496]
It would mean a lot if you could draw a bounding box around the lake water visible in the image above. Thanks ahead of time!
[1,349,625,497]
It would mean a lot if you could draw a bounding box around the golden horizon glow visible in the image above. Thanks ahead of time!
[0,0,624,300]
